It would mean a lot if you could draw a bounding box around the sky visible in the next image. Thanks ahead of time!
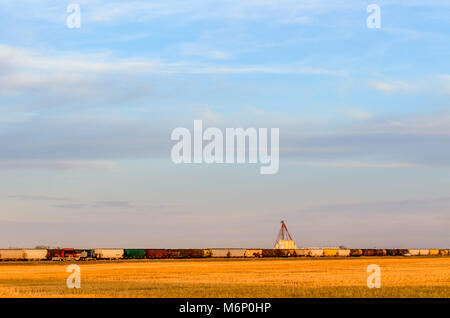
[0,0,449,248]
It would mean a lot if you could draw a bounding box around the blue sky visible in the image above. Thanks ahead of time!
[0,0,449,248]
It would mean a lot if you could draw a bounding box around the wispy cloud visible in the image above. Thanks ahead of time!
[180,43,231,60]
[2,194,180,213]
[370,79,418,94]
[0,44,344,76]
[292,161,421,168]
[3,195,71,201]
[55,200,179,210]
[0,160,116,170]
[0,44,345,99]
[56,200,137,210]
[4,0,450,26]
[0,0,353,24]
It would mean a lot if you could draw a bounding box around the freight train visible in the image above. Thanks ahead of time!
[0,248,448,261]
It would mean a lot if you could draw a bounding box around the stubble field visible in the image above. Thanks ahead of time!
[0,257,448,298]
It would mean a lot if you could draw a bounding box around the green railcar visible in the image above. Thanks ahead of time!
[123,249,146,259]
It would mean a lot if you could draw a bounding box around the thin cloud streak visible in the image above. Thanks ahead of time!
[0,44,344,80]
[291,161,422,168]
[0,160,116,170]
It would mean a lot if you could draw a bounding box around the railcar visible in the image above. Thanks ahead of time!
[262,249,283,257]
[362,249,377,256]
[76,249,96,260]
[408,249,420,256]
[323,249,339,257]
[350,249,363,256]
[170,249,210,258]
[428,249,440,256]
[23,249,48,260]
[439,249,449,256]
[211,248,246,258]
[294,249,310,257]
[123,249,146,259]
[47,248,80,261]
[309,249,323,257]
[145,249,171,258]
[419,249,429,256]
[94,249,124,259]
[244,249,263,258]
[337,249,351,257]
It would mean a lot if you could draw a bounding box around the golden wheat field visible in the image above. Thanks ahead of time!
[0,257,448,298]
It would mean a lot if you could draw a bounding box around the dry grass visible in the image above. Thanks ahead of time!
[0,257,448,298]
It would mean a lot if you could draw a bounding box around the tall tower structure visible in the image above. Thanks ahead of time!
[274,220,298,249]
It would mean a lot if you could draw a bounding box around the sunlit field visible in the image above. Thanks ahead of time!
[0,257,448,298]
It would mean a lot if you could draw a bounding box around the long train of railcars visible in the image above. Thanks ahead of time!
[0,248,448,261]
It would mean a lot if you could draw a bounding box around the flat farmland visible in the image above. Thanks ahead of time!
[0,257,448,298]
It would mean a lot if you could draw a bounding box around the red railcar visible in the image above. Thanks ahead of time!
[47,248,80,261]
[362,249,377,256]
[145,249,171,259]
